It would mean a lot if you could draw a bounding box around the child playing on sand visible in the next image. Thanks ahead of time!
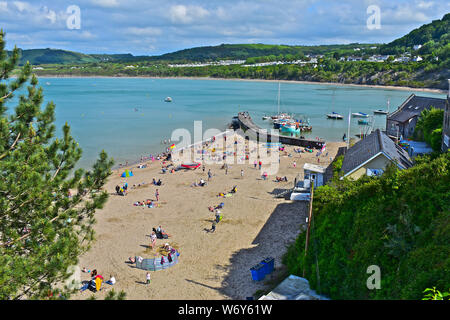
[146,272,151,285]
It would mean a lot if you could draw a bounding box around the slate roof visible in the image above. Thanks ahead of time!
[388,94,446,123]
[341,129,413,176]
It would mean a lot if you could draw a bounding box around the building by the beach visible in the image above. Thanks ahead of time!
[386,94,447,140]
[340,129,413,180]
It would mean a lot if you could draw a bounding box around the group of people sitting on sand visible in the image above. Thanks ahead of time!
[152,226,171,239]
[80,268,115,293]
[275,176,288,182]
[191,178,206,187]
[115,183,128,196]
[133,199,156,208]
[217,185,237,198]
[152,178,162,186]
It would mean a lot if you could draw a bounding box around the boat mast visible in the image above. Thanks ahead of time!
[277,82,281,116]
[347,108,351,148]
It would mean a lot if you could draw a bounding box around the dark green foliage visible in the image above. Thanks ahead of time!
[0,31,114,300]
[381,13,449,54]
[283,153,450,299]
[414,107,444,151]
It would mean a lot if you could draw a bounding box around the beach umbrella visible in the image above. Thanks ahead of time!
[169,144,175,149]
[121,169,134,177]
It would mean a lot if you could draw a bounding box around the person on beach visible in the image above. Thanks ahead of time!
[258,161,262,170]
[240,169,244,178]
[210,222,216,233]
[262,172,268,180]
[106,275,116,285]
[293,161,297,168]
[155,189,159,201]
[150,232,157,249]
[254,160,257,169]
[146,272,151,285]
[208,169,212,181]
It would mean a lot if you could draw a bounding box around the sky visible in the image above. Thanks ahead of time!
[0,0,449,56]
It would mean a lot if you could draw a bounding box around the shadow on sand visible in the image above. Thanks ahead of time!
[205,200,309,299]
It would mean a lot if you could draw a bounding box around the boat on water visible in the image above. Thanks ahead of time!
[164,97,173,102]
[273,118,289,129]
[269,83,293,122]
[352,112,369,118]
[327,112,344,120]
[280,123,300,135]
[358,119,369,125]
[262,115,270,120]
[374,99,390,115]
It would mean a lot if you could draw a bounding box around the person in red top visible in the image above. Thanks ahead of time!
[155,189,159,201]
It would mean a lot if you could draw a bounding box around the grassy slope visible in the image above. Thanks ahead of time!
[283,153,450,299]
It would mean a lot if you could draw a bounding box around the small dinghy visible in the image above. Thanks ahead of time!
[181,162,201,169]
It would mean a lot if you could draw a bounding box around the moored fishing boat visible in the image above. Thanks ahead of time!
[373,109,388,115]
[352,112,369,118]
[280,123,300,134]
[358,119,369,125]
[273,118,289,129]
[164,97,173,102]
[327,112,344,120]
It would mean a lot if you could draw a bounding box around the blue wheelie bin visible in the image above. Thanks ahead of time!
[250,263,265,281]
[260,257,275,275]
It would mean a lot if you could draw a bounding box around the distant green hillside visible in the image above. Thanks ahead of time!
[12,43,377,66]
[10,49,140,65]
[146,43,375,62]
[15,49,98,65]
[380,13,449,54]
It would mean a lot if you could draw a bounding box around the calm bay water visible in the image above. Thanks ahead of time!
[9,78,445,169]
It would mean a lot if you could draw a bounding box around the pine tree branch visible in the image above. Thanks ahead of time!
[0,132,21,160]
[0,187,102,247]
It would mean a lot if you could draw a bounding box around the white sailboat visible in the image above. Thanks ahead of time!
[270,83,291,122]
[373,99,390,114]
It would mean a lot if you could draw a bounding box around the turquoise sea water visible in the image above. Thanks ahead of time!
[7,78,445,169]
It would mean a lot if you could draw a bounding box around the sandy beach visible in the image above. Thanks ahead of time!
[72,132,345,300]
[37,75,446,94]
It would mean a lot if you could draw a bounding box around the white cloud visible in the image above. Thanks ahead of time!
[169,5,209,24]
[13,1,31,12]
[417,1,434,9]
[0,1,8,12]
[43,6,57,24]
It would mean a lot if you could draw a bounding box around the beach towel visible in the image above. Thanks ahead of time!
[95,277,103,291]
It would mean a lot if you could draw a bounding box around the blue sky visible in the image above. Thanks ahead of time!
[0,0,448,55]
